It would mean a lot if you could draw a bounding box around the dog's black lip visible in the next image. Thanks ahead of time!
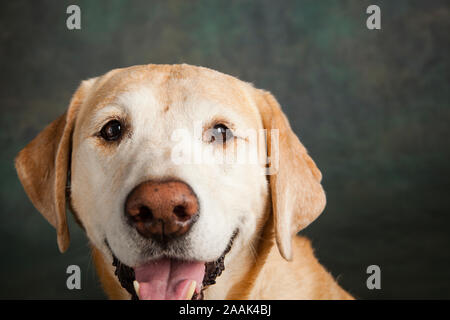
[112,255,139,300]
[104,240,139,300]
[107,229,239,300]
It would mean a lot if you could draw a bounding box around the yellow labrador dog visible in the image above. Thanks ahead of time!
[15,64,352,300]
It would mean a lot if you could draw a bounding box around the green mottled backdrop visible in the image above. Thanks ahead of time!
[0,0,449,299]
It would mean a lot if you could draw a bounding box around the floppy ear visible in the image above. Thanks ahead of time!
[15,79,95,253]
[255,89,326,261]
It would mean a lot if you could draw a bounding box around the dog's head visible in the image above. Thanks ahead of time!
[15,64,325,299]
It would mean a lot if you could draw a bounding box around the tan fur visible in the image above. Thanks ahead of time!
[253,89,326,261]
[15,80,92,252]
[15,64,353,300]
[91,245,130,300]
[245,236,353,299]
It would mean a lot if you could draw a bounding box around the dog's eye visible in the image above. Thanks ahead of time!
[100,120,122,141]
[211,124,233,143]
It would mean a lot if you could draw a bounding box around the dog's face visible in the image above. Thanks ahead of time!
[72,65,268,268]
[15,64,326,300]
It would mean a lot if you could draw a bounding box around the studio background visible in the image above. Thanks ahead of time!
[0,0,449,299]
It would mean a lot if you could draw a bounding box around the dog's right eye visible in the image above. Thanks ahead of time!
[100,120,122,141]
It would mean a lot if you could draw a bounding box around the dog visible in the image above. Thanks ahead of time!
[15,64,353,300]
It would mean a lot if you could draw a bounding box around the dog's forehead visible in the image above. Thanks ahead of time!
[78,64,260,128]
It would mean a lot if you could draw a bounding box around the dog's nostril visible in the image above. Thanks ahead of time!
[173,205,189,220]
[135,206,153,222]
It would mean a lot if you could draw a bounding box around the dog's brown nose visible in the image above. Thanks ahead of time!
[125,180,199,242]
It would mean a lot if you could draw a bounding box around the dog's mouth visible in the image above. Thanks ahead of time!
[111,230,238,300]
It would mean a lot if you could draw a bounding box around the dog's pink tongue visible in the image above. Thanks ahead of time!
[134,258,205,300]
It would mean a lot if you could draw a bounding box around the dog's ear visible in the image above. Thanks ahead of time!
[254,89,326,261]
[15,79,95,253]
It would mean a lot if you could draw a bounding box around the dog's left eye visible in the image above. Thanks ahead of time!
[100,120,122,141]
[210,124,233,143]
